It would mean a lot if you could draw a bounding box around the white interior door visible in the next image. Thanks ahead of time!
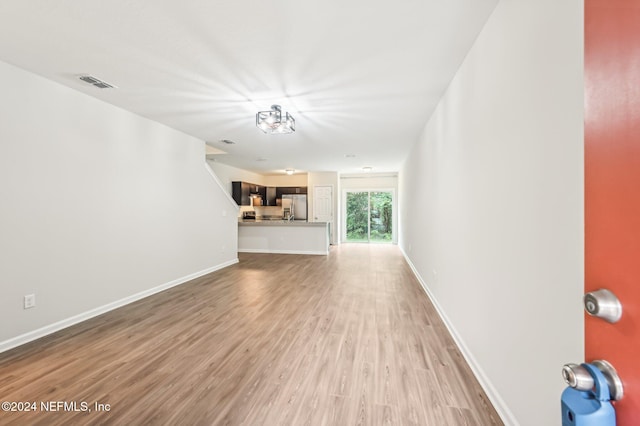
[313,185,333,244]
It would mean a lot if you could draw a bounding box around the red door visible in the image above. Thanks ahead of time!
[585,0,640,423]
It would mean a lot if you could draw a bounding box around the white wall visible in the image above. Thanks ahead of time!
[0,60,238,350]
[399,1,583,425]
[206,161,267,195]
[340,173,398,190]
[264,174,308,187]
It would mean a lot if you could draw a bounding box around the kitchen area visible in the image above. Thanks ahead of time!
[232,181,330,255]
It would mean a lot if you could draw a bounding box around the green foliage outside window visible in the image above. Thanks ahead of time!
[346,191,392,242]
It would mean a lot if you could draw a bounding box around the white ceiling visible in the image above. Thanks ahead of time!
[0,0,497,175]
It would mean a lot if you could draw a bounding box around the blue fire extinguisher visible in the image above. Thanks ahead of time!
[561,362,616,425]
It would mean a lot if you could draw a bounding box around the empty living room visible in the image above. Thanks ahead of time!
[2,0,620,425]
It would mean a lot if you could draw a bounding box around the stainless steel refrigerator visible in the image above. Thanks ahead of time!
[282,194,307,221]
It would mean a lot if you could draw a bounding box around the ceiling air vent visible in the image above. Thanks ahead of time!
[78,75,117,89]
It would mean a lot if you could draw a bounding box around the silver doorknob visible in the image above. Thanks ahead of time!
[584,289,622,323]
[562,363,594,391]
[592,360,624,401]
[562,360,624,401]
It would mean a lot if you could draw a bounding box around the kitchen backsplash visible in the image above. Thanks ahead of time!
[237,205,283,217]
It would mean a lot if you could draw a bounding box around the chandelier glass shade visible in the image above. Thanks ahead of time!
[256,105,295,134]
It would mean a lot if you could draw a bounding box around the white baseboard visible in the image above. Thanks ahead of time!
[399,247,518,426]
[0,258,239,354]
[238,248,328,256]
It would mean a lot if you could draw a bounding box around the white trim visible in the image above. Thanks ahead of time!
[400,247,518,426]
[340,172,398,179]
[204,162,240,209]
[0,259,239,354]
[238,248,328,256]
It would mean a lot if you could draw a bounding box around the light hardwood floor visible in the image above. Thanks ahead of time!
[0,244,502,425]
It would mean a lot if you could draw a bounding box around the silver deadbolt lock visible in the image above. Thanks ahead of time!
[583,289,622,323]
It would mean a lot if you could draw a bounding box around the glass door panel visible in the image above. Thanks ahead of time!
[346,191,369,242]
[345,190,393,243]
[369,192,392,242]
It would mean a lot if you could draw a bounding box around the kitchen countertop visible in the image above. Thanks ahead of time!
[238,219,330,255]
[238,219,328,227]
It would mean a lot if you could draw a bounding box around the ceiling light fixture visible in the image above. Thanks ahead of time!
[362,166,373,172]
[256,105,295,134]
[285,169,295,175]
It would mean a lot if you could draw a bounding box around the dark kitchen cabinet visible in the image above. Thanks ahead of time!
[264,187,277,206]
[275,186,307,199]
[232,181,251,206]
[232,181,269,206]
[258,186,267,201]
[234,182,307,206]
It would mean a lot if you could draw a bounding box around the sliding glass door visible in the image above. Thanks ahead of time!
[346,192,369,242]
[345,190,393,243]
[369,191,393,242]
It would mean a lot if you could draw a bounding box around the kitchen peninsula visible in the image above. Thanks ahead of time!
[232,181,329,255]
[238,219,330,255]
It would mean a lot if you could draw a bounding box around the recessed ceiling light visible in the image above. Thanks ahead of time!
[362,166,373,172]
[220,139,235,145]
[285,169,295,175]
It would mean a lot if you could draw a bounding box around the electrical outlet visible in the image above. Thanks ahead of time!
[24,294,36,309]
